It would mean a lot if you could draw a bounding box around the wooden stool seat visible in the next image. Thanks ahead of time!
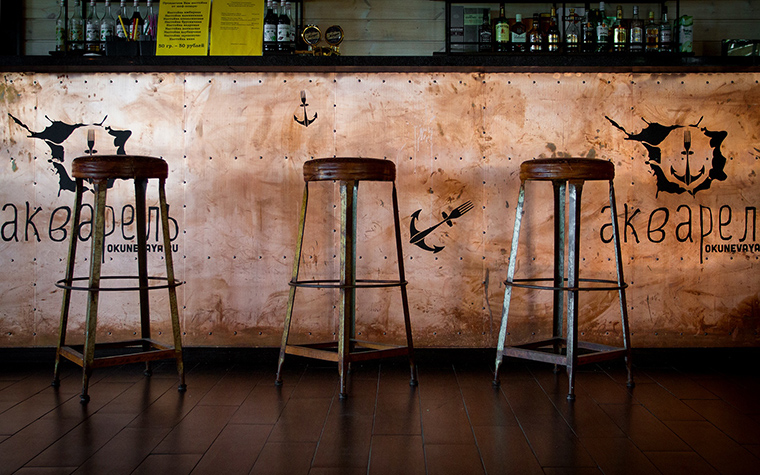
[276,157,416,398]
[53,155,185,403]
[493,158,633,400]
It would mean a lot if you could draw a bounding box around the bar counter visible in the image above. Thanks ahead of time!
[2,53,759,73]
[1,54,759,350]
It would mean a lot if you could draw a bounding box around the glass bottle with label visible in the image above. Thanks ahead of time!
[55,0,67,52]
[478,10,492,52]
[659,6,672,52]
[85,0,100,52]
[511,13,526,52]
[595,2,609,53]
[494,4,510,53]
[100,0,115,47]
[612,5,627,52]
[143,0,156,40]
[546,7,560,52]
[263,0,279,54]
[129,1,143,41]
[278,0,292,53]
[116,0,129,39]
[528,14,543,53]
[629,5,644,53]
[69,0,84,51]
[565,8,580,53]
[582,7,596,53]
[645,10,659,52]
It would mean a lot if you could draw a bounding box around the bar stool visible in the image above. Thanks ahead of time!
[52,155,185,403]
[493,158,633,400]
[275,157,417,398]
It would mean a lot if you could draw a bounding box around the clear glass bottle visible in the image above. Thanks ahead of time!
[494,4,510,53]
[85,0,100,53]
[659,6,672,52]
[645,10,659,52]
[629,5,644,53]
[613,5,627,52]
[129,1,143,41]
[116,0,129,39]
[55,0,67,52]
[143,0,156,40]
[528,14,543,53]
[100,0,116,46]
[69,0,84,51]
[511,14,527,53]
[595,1,609,53]
[546,7,560,52]
[565,8,580,53]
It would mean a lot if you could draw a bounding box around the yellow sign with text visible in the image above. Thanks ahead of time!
[156,0,212,56]
[210,0,264,56]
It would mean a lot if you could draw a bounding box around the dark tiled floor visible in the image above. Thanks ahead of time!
[0,348,759,475]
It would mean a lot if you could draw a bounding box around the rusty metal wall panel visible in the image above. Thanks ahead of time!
[1,71,758,348]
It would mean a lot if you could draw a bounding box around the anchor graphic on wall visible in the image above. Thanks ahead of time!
[670,129,705,186]
[294,90,317,127]
[409,200,474,253]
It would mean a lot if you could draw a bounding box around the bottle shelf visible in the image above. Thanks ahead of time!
[443,1,682,56]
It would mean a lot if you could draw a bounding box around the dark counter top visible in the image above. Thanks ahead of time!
[2,54,759,73]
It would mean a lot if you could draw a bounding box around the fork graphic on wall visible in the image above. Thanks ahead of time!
[409,201,474,253]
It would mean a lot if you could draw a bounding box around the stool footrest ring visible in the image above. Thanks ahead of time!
[290,278,407,289]
[56,275,183,292]
[506,277,627,292]
[58,338,179,369]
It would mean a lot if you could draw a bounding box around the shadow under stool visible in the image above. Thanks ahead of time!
[275,157,417,398]
[493,158,633,400]
[52,155,185,403]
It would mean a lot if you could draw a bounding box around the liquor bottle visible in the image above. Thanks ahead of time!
[100,0,115,46]
[478,11,492,52]
[263,0,278,54]
[55,0,67,52]
[645,10,658,52]
[595,2,609,53]
[511,14,527,52]
[581,6,596,53]
[565,8,580,53]
[69,0,84,51]
[629,5,644,53]
[143,0,156,40]
[493,4,510,53]
[546,7,560,53]
[527,14,543,53]
[85,0,100,52]
[277,0,292,53]
[612,5,627,52]
[659,6,672,52]
[116,0,129,39]
[129,1,143,41]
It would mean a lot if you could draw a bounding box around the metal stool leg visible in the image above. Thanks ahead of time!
[338,180,358,399]
[276,183,309,386]
[608,180,634,389]
[392,183,417,386]
[159,179,186,391]
[134,178,152,377]
[80,179,108,404]
[552,181,566,373]
[53,178,84,388]
[566,180,584,401]
[493,181,526,386]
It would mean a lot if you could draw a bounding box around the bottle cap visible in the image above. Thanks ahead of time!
[515,14,522,21]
